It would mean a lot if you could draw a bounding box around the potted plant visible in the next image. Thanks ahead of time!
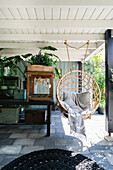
[98,99,105,114]
[0,54,32,79]
[0,46,61,99]
[95,72,105,114]
[27,46,61,78]
[0,46,61,80]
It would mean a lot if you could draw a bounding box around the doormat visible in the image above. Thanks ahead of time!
[1,149,104,170]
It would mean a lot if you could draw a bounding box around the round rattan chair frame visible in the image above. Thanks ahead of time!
[56,70,101,120]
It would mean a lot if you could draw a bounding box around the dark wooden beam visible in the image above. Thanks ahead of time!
[78,62,82,92]
[105,29,113,134]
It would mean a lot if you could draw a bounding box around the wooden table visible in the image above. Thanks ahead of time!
[0,99,54,136]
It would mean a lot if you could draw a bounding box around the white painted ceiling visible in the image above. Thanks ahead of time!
[0,0,112,61]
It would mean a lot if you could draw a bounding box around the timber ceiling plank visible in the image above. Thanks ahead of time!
[0,0,111,61]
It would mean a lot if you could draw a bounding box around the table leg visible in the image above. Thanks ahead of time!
[47,105,51,136]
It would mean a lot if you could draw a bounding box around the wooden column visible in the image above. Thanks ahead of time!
[105,29,113,134]
[78,61,82,92]
[47,105,51,136]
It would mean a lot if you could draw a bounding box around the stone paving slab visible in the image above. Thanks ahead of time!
[0,154,5,163]
[0,111,113,169]
[104,153,113,165]
[0,158,15,168]
[89,145,110,151]
[107,165,113,170]
[22,129,39,133]
[7,129,23,133]
[96,139,113,146]
[44,145,67,150]
[0,129,8,133]
[14,138,35,145]
[0,133,12,138]
[9,133,27,138]
[27,133,44,139]
[18,125,33,129]
[0,154,23,169]
[66,145,82,152]
[0,145,22,154]
[34,137,54,146]
[0,139,15,145]
[20,146,44,154]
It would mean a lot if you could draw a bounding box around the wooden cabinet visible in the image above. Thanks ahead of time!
[25,109,46,124]
[27,65,54,102]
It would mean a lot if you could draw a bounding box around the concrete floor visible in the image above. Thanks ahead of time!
[0,110,113,169]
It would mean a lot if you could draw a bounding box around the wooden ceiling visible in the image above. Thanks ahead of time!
[0,0,113,61]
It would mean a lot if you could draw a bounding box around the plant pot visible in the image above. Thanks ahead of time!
[97,107,105,114]
[27,65,54,73]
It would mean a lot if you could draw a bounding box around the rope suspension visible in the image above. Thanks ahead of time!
[64,40,90,70]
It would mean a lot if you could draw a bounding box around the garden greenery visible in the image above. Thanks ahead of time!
[84,54,105,107]
[0,46,61,80]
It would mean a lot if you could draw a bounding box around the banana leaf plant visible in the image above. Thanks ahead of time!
[0,46,61,81]
[0,54,32,79]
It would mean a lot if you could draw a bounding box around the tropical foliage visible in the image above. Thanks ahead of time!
[0,46,61,79]
[84,54,105,107]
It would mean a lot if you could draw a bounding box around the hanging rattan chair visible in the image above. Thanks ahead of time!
[56,70,101,120]
[56,40,101,120]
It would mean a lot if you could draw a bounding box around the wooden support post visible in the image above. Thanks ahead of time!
[105,29,113,134]
[50,74,53,101]
[78,61,82,92]
[27,73,30,102]
[47,105,51,136]
[31,77,34,94]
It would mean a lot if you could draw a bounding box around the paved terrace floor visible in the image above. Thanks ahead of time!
[0,110,113,169]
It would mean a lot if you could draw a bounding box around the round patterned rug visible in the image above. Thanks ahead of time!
[2,149,104,170]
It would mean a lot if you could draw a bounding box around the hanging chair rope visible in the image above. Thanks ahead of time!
[82,40,90,70]
[64,40,90,71]
[65,40,72,72]
[64,40,88,50]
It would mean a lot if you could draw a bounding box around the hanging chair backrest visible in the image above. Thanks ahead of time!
[56,70,101,120]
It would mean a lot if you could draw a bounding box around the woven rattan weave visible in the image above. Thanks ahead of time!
[56,70,101,120]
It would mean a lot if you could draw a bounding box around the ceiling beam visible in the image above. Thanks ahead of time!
[0,34,104,42]
[0,20,113,29]
[84,42,105,62]
[0,0,113,7]
[0,52,84,62]
[0,42,97,49]
[0,48,92,56]
[1,54,83,61]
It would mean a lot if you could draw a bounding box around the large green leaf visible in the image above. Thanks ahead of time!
[22,53,32,58]
[0,46,61,79]
[54,68,61,79]
[40,46,57,51]
[45,53,61,61]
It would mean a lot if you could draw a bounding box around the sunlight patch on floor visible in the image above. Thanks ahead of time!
[60,113,109,148]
